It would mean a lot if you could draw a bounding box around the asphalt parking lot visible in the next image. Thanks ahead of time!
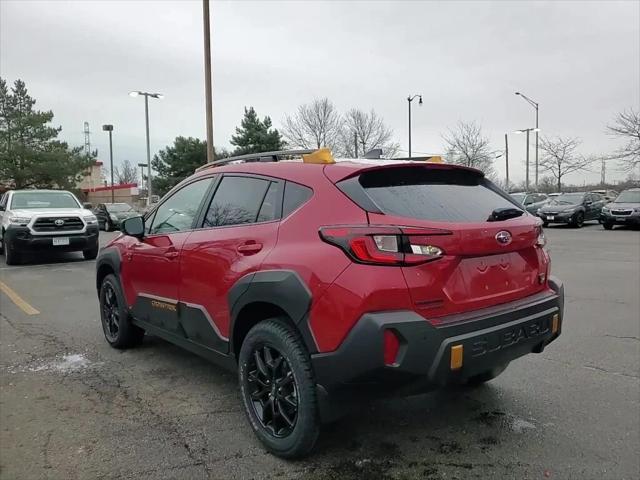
[1,223,639,480]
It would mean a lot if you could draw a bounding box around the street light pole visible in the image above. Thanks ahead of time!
[504,133,509,190]
[202,0,214,164]
[129,91,163,206]
[515,92,539,189]
[407,94,422,158]
[514,127,541,192]
[102,124,114,203]
[137,163,147,192]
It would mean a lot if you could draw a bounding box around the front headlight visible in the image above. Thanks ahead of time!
[8,216,30,226]
[602,207,610,213]
[109,214,118,221]
[83,214,98,225]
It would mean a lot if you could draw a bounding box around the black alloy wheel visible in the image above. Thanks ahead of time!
[99,274,144,348]
[246,344,299,438]
[573,212,585,228]
[101,282,120,343]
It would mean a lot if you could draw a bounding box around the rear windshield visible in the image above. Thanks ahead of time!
[356,167,519,222]
[10,191,79,209]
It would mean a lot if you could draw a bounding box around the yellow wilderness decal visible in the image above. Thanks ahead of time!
[151,299,177,312]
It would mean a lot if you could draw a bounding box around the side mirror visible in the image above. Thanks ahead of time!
[585,200,593,205]
[121,216,145,239]
[524,198,533,205]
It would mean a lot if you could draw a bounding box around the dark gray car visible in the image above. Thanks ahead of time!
[600,188,640,229]
[510,192,549,215]
[93,203,137,231]
[537,192,606,228]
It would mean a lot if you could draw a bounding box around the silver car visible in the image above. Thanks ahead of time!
[510,192,549,214]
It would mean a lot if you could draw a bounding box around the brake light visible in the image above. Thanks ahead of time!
[319,225,449,266]
[535,226,546,247]
[383,329,401,366]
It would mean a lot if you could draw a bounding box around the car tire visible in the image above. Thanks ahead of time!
[83,245,99,260]
[542,221,549,228]
[238,318,319,459]
[99,274,144,348]
[3,235,21,266]
[572,212,584,228]
[603,222,614,230]
[463,362,510,387]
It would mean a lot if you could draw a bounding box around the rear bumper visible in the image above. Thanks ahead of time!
[4,226,99,253]
[312,277,564,419]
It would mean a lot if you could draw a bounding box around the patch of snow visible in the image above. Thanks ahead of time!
[509,416,536,433]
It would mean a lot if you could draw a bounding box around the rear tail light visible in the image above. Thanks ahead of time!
[383,329,401,366]
[319,225,450,266]
[536,226,546,247]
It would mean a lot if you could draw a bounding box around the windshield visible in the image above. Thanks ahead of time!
[550,192,585,205]
[10,191,80,209]
[510,193,526,203]
[614,190,640,203]
[107,203,133,212]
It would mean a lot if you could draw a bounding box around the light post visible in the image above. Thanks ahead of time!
[202,0,214,164]
[407,94,422,158]
[515,92,539,188]
[514,128,541,192]
[102,124,115,203]
[129,91,163,206]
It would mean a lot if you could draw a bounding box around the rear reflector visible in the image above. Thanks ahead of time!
[450,344,463,370]
[383,329,401,366]
[551,314,559,334]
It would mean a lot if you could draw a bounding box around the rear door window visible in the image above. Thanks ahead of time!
[282,182,313,217]
[354,167,519,223]
[203,176,274,227]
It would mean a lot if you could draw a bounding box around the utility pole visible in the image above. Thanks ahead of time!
[102,125,115,203]
[515,92,539,189]
[526,129,530,191]
[84,122,93,192]
[601,158,606,185]
[203,0,214,164]
[505,133,509,191]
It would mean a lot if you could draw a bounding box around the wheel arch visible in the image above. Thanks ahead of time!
[96,246,121,292]
[229,270,316,358]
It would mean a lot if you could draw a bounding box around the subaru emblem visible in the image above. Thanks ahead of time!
[495,230,512,246]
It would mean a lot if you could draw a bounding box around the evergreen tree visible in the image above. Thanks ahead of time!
[230,107,285,155]
[0,77,93,189]
[151,136,228,196]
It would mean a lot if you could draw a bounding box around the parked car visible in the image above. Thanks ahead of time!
[548,192,561,198]
[537,191,606,227]
[0,189,99,265]
[510,192,549,214]
[96,150,564,458]
[94,203,137,231]
[590,189,618,202]
[600,188,640,229]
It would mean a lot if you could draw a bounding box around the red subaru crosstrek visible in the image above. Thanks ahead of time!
[96,150,564,458]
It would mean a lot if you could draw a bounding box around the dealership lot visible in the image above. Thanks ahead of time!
[1,225,638,479]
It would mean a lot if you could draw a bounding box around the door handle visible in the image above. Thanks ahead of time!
[164,248,179,259]
[237,241,263,255]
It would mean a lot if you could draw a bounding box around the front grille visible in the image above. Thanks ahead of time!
[32,216,84,232]
[611,210,632,216]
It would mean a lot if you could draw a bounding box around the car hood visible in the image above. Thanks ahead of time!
[606,202,640,209]
[9,208,92,217]
[539,204,579,212]
[109,211,137,219]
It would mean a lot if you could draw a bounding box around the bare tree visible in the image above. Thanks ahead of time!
[442,121,495,176]
[281,98,343,152]
[539,136,594,192]
[607,108,640,172]
[114,159,137,184]
[341,108,399,158]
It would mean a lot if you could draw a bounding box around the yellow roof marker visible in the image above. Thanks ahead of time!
[0,281,40,315]
[302,148,335,164]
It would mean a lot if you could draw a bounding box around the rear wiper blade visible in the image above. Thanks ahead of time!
[487,207,524,222]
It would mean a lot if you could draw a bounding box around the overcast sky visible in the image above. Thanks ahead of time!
[1,0,639,185]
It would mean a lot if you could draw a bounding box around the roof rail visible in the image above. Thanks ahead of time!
[195,149,315,172]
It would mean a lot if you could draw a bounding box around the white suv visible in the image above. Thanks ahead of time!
[0,189,99,265]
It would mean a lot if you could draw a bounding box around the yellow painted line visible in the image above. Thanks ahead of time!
[0,281,40,315]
